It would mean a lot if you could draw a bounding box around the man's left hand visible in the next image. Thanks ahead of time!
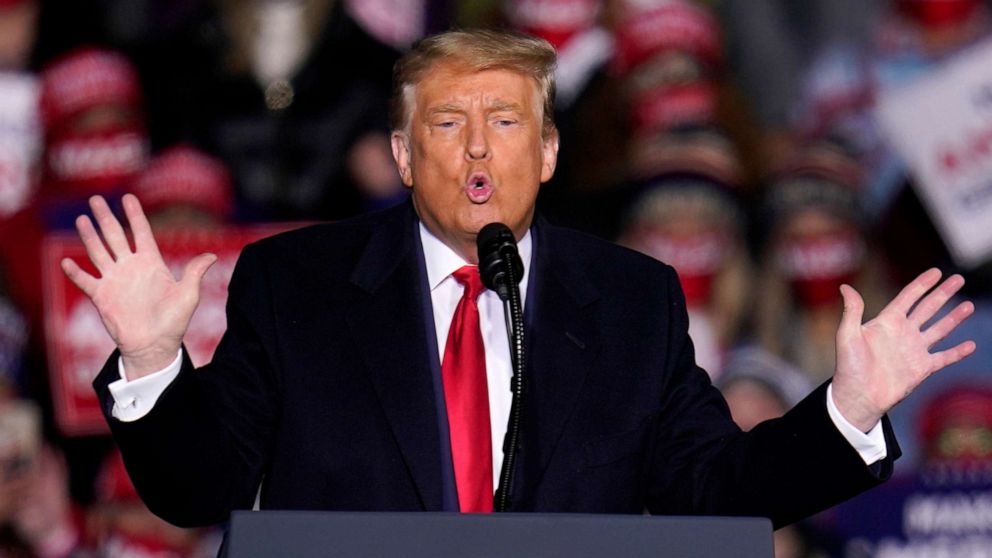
[832,268,977,433]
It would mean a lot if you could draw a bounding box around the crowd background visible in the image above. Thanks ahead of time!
[0,0,990,556]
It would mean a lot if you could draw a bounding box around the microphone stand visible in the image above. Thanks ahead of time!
[494,252,525,513]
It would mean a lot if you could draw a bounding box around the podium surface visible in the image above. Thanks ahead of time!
[225,511,773,557]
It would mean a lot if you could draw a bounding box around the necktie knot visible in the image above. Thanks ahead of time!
[453,265,485,301]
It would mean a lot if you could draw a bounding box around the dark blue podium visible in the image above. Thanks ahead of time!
[225,511,773,557]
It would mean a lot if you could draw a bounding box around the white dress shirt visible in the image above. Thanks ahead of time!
[108,223,887,485]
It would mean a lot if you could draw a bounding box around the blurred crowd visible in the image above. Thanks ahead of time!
[0,0,990,556]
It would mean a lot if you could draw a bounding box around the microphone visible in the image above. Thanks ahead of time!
[476,222,526,512]
[476,223,523,302]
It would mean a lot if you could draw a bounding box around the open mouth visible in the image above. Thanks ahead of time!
[465,172,494,203]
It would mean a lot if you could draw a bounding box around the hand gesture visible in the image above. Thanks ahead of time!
[831,268,976,432]
[60,195,217,379]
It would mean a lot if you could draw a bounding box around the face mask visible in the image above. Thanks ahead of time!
[634,228,728,307]
[776,231,865,308]
[44,125,146,197]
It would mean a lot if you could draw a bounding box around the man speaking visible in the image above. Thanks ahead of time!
[62,30,975,528]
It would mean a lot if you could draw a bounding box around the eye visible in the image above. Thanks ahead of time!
[494,119,517,127]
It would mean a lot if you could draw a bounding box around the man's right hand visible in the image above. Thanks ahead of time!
[60,194,217,379]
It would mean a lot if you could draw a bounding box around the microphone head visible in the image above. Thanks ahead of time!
[476,223,523,301]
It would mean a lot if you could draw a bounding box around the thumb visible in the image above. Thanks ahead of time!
[180,253,218,291]
[838,284,865,336]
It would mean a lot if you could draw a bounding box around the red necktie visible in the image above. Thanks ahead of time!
[441,265,493,513]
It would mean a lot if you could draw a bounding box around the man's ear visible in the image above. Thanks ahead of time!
[540,127,559,183]
[391,131,414,188]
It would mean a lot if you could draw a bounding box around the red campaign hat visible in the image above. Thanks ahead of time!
[39,47,142,132]
[769,139,864,191]
[612,0,722,75]
[764,140,865,227]
[628,81,717,136]
[628,125,743,187]
[918,385,992,459]
[0,0,31,8]
[133,145,233,219]
[506,0,602,50]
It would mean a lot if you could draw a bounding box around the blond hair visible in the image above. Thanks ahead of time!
[390,29,558,137]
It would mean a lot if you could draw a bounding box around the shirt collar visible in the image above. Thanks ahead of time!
[420,221,532,291]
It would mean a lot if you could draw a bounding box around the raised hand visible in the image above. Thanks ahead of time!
[60,194,217,379]
[831,268,977,432]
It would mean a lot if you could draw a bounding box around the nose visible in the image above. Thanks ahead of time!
[465,119,490,161]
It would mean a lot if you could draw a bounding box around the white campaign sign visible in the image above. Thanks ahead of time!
[0,73,40,218]
[876,38,992,268]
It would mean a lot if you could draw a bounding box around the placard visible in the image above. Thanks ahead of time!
[43,224,299,436]
[876,38,992,268]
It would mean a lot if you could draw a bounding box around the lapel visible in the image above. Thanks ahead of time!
[344,202,443,511]
[513,218,601,505]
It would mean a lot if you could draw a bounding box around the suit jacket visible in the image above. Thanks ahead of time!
[94,200,899,529]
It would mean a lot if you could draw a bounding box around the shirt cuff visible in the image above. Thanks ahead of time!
[826,383,888,466]
[108,350,183,422]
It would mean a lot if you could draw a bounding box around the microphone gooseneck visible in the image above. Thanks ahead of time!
[476,222,526,513]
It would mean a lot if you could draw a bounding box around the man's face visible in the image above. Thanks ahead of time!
[391,62,559,262]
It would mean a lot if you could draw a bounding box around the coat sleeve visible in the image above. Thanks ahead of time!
[93,243,282,528]
[642,266,900,528]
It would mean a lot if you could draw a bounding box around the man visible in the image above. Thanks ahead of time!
[62,30,974,529]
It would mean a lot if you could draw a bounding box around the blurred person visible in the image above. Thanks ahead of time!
[134,0,405,222]
[37,46,148,229]
[0,0,43,336]
[87,449,218,558]
[754,140,891,384]
[0,400,83,558]
[505,0,612,111]
[718,347,816,558]
[536,0,728,238]
[0,0,39,73]
[130,145,233,231]
[619,126,751,378]
[917,385,992,477]
[0,0,42,219]
[611,0,723,137]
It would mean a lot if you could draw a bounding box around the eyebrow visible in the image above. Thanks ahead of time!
[427,104,464,116]
[426,101,526,117]
[489,101,525,114]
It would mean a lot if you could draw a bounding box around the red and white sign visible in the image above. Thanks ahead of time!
[42,224,299,436]
[876,38,992,268]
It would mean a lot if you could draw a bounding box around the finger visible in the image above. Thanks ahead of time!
[89,195,132,259]
[930,340,977,372]
[60,258,98,297]
[908,274,965,327]
[122,193,161,258]
[887,268,942,315]
[75,215,113,272]
[180,253,218,292]
[923,300,975,347]
[838,284,865,337]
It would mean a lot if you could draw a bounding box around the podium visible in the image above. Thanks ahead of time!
[224,511,773,557]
